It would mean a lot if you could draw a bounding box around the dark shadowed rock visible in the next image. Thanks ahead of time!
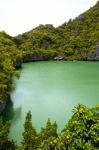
[23,55,44,62]
[88,45,99,61]
[71,29,80,35]
[95,45,99,60]
[0,101,6,112]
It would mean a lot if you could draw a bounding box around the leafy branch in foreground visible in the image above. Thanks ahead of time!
[0,104,99,149]
[20,104,99,150]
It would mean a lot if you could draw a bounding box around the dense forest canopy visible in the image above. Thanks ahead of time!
[0,1,99,104]
[0,1,99,149]
[14,1,99,61]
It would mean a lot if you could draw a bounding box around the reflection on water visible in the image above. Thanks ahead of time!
[2,99,22,145]
[2,100,22,123]
[11,107,22,122]
[2,99,14,121]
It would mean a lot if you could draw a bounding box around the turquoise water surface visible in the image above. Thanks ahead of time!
[4,61,99,144]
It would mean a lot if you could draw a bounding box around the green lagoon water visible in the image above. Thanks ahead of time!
[4,61,99,144]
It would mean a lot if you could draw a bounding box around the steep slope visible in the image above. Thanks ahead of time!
[58,0,99,60]
[14,24,63,61]
[0,1,99,107]
[14,1,99,61]
[0,32,22,108]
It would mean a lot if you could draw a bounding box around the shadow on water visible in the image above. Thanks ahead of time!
[1,98,22,123]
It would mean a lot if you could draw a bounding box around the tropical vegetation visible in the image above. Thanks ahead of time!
[0,1,99,149]
[0,104,99,149]
[0,1,99,104]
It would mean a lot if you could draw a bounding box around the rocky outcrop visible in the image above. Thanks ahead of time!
[95,45,99,60]
[88,45,99,61]
[14,62,22,69]
[0,101,6,112]
[54,56,64,60]
[23,55,44,62]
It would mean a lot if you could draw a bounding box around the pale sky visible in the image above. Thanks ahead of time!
[0,0,98,36]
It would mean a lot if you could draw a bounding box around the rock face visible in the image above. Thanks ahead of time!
[0,101,6,112]
[23,55,44,62]
[87,53,96,61]
[15,62,22,69]
[95,45,99,60]
[54,56,64,60]
[88,45,99,61]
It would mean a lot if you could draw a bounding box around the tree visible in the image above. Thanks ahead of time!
[56,104,99,150]
[0,117,16,150]
[22,111,37,150]
[37,119,57,149]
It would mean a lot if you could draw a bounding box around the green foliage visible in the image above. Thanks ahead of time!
[0,117,16,150]
[13,1,99,61]
[0,1,99,149]
[20,105,99,150]
[21,113,57,150]
[22,111,37,150]
[0,1,99,104]
[37,119,57,149]
[0,32,23,103]
[56,104,99,150]
[0,105,99,149]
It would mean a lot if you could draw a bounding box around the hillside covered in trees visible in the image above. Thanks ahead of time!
[0,32,22,110]
[0,1,99,106]
[0,1,99,149]
[0,0,99,109]
[14,1,99,61]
